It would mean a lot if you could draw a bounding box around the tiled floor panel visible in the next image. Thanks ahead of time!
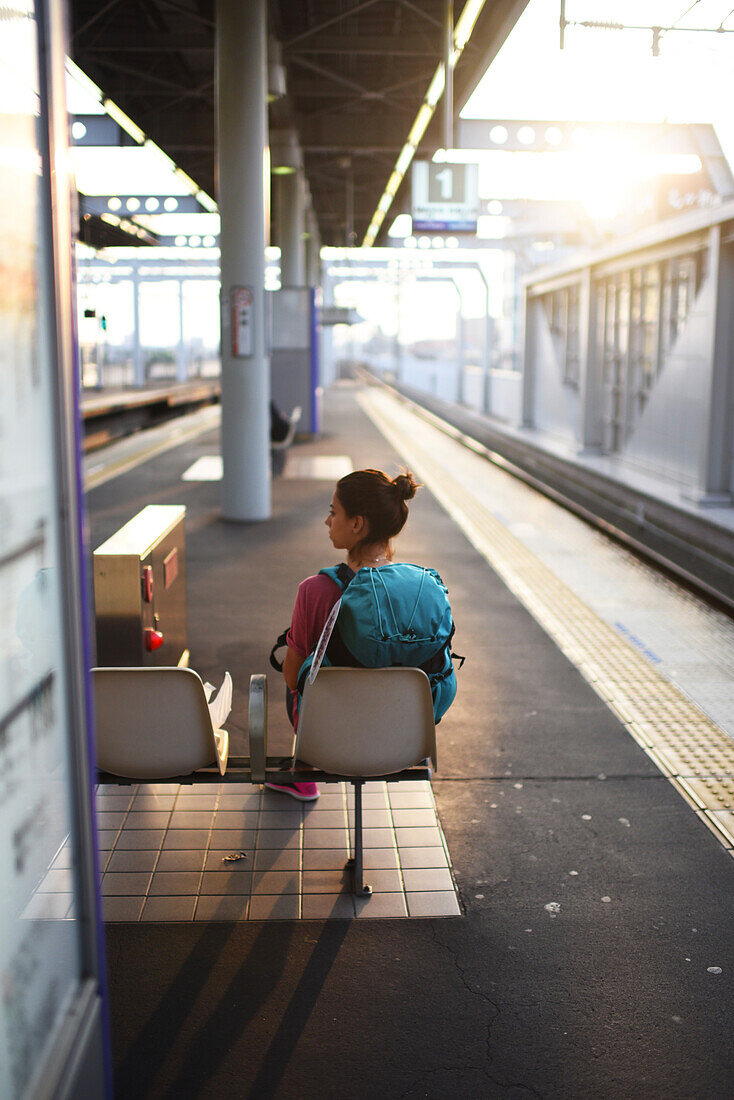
[88,781,460,922]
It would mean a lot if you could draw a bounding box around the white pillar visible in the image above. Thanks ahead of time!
[577,268,602,452]
[305,212,321,289]
[216,0,271,520]
[131,270,144,386]
[697,225,734,501]
[277,171,305,286]
[520,287,536,428]
[176,279,187,382]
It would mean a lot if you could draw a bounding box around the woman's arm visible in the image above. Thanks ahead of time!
[283,646,303,691]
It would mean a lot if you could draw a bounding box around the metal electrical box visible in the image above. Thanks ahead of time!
[93,505,187,667]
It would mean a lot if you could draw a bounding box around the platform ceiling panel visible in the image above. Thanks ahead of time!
[69,0,528,246]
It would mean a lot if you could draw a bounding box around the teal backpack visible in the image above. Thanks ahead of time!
[272,563,463,723]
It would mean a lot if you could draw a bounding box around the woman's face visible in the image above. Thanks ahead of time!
[325,490,362,551]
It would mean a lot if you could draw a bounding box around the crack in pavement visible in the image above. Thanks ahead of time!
[424,928,550,1100]
[422,924,547,1099]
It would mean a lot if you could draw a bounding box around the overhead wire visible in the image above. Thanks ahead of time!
[670,0,702,29]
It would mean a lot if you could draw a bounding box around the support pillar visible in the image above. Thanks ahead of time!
[131,270,144,386]
[305,210,321,289]
[520,287,536,428]
[176,279,187,382]
[276,171,305,286]
[577,268,602,452]
[695,225,734,502]
[216,0,270,520]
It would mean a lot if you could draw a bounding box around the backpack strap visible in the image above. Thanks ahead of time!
[271,566,352,673]
[269,629,289,672]
[319,563,355,591]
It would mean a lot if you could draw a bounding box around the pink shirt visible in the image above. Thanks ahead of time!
[286,573,342,659]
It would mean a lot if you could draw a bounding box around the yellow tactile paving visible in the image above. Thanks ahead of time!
[358,386,734,851]
[703,811,734,846]
[677,776,734,810]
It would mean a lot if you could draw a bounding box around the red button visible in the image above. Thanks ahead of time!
[145,628,164,652]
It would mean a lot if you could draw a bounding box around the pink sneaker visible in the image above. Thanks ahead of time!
[264,781,319,802]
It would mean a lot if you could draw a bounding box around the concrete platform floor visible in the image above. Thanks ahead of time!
[87,381,734,1100]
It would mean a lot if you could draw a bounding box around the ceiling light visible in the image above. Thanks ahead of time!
[395,145,415,176]
[145,139,176,175]
[196,190,218,213]
[107,196,122,211]
[407,104,434,148]
[174,166,199,194]
[126,197,140,211]
[103,98,146,144]
[454,0,485,50]
[425,66,446,109]
[145,197,160,211]
[385,171,402,198]
[164,197,179,212]
[65,59,103,107]
[71,121,87,140]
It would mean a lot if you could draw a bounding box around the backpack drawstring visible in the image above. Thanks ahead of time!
[369,570,386,637]
[374,569,401,637]
[405,569,426,633]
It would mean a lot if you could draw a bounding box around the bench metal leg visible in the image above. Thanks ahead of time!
[348,780,372,897]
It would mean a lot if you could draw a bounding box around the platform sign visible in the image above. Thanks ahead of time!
[231,285,254,357]
[411,161,479,232]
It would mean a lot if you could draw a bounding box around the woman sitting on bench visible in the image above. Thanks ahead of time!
[267,466,457,801]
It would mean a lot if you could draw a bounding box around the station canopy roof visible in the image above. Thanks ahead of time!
[68,0,529,248]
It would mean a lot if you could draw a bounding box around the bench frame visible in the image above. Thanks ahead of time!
[97,674,432,897]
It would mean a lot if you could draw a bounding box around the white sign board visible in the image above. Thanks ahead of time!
[231,285,254,357]
[411,160,479,232]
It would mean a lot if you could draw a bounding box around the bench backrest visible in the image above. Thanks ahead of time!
[295,666,437,776]
[92,666,223,779]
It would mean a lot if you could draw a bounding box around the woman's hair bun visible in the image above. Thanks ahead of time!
[392,470,420,501]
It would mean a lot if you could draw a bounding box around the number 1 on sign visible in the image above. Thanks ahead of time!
[434,167,453,199]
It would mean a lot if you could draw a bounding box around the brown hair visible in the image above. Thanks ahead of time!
[335,468,420,551]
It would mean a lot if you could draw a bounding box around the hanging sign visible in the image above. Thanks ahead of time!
[411,160,479,232]
[231,286,254,357]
